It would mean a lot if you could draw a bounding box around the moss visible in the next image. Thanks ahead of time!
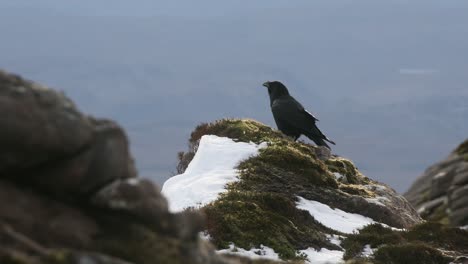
[343,222,467,262]
[345,259,375,264]
[418,201,449,224]
[404,222,468,252]
[339,184,374,197]
[244,144,338,189]
[204,191,332,260]
[190,119,283,145]
[374,243,452,264]
[342,224,403,260]
[325,158,369,185]
[454,139,468,161]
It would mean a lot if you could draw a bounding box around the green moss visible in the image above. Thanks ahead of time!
[343,222,467,263]
[190,119,283,145]
[338,184,374,197]
[345,259,375,264]
[419,202,448,224]
[455,139,468,161]
[325,158,369,185]
[243,144,337,189]
[204,191,331,260]
[374,243,451,264]
[404,222,468,252]
[342,224,403,260]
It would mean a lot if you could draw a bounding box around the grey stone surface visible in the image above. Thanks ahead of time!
[405,141,468,226]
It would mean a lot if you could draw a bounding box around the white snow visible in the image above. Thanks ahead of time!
[361,244,374,257]
[364,184,388,192]
[199,231,211,241]
[366,196,391,207]
[126,178,140,186]
[300,248,344,264]
[217,244,280,261]
[326,234,343,247]
[433,171,447,179]
[333,172,344,180]
[162,135,266,212]
[296,196,377,234]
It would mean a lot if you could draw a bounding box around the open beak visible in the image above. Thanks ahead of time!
[262,81,270,88]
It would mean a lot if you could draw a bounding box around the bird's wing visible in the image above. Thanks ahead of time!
[287,97,320,122]
[272,97,335,146]
[272,97,318,129]
[303,109,319,122]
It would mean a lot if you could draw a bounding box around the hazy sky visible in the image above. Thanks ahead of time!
[1,0,467,192]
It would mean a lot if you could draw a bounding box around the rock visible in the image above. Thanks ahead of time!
[0,70,94,173]
[28,118,137,199]
[405,139,468,226]
[0,179,98,249]
[0,70,137,200]
[171,119,431,263]
[0,70,258,264]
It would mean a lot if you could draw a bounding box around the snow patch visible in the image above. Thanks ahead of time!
[333,172,344,180]
[433,171,447,179]
[126,178,140,186]
[326,234,343,247]
[217,244,280,261]
[300,248,344,264]
[364,184,388,192]
[296,196,377,234]
[366,196,391,207]
[162,135,266,212]
[361,244,374,257]
[199,231,211,241]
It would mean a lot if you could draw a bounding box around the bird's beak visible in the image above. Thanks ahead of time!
[262,82,270,88]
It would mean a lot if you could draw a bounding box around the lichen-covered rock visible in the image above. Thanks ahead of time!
[174,119,424,262]
[405,139,468,226]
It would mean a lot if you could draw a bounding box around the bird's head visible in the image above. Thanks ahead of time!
[262,81,290,100]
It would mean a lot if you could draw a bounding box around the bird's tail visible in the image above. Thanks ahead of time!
[305,130,335,149]
[324,136,336,145]
[313,138,331,149]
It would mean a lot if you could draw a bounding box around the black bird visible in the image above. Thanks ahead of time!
[262,81,336,149]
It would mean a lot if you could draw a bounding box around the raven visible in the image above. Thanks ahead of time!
[262,81,336,149]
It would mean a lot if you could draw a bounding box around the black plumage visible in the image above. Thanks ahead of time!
[262,81,336,149]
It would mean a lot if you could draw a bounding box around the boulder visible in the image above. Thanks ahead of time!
[0,70,93,172]
[405,139,468,226]
[167,119,468,264]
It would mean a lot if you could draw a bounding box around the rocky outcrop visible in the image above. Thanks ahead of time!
[405,139,468,227]
[170,119,468,264]
[0,70,254,264]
